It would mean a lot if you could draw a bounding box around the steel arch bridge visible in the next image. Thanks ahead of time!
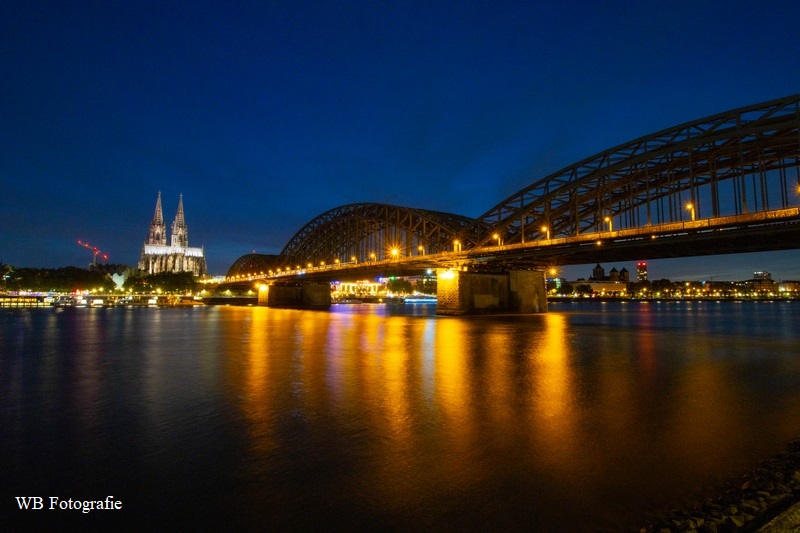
[246,94,799,274]
[468,93,800,248]
[278,203,477,267]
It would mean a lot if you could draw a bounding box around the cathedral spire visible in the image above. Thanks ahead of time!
[153,191,164,225]
[171,194,188,247]
[174,194,185,227]
[147,191,166,245]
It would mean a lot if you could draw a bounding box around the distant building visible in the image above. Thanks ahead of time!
[573,263,629,295]
[138,192,206,276]
[637,261,648,281]
[744,271,776,293]
[590,264,629,283]
[779,281,800,294]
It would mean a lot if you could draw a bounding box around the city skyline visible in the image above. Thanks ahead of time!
[3,2,800,278]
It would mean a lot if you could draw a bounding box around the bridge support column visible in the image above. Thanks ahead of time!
[265,282,331,309]
[436,268,547,316]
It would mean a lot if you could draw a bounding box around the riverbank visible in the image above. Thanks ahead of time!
[548,296,800,303]
[640,439,800,532]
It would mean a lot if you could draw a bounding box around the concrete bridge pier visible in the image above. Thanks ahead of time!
[257,284,269,305]
[261,282,331,309]
[435,268,547,316]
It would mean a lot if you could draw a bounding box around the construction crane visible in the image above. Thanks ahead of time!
[77,240,109,265]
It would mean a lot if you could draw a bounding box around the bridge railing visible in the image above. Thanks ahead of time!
[471,207,800,252]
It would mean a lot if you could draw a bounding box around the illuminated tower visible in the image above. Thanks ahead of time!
[592,263,605,280]
[139,192,206,276]
[637,262,648,281]
[146,191,167,245]
[171,194,188,247]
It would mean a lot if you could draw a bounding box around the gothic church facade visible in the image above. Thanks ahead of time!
[138,192,206,276]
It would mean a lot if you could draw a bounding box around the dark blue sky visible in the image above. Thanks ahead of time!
[3,1,800,281]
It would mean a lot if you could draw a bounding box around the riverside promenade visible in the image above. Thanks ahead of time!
[758,501,800,531]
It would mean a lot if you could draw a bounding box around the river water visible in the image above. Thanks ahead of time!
[2,301,799,530]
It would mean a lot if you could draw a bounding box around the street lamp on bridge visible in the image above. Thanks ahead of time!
[686,202,696,221]
[493,233,502,246]
[540,225,550,240]
[604,216,613,232]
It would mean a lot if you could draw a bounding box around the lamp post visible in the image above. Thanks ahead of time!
[540,225,550,240]
[418,245,424,256]
[686,202,696,221]
[604,216,613,232]
[493,233,502,246]
[454,240,461,252]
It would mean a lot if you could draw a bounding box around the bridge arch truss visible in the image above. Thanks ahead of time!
[470,94,800,247]
[278,203,476,267]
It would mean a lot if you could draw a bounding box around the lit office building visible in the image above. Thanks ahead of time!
[636,261,648,282]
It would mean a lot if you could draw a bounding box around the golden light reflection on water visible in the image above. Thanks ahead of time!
[218,304,800,529]
[432,317,468,431]
[480,325,517,446]
[241,307,274,456]
[527,312,580,471]
[379,318,414,438]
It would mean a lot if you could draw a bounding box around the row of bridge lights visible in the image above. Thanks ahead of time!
[491,203,699,248]
[231,203,712,280]
[490,224,552,247]
[495,191,795,243]
[258,248,408,277]
[486,200,706,250]
[259,223,568,279]
[262,227,550,278]
[492,202,698,246]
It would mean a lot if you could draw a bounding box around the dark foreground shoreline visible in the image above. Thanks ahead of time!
[639,439,800,532]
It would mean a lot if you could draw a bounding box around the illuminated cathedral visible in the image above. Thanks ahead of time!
[138,192,206,276]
